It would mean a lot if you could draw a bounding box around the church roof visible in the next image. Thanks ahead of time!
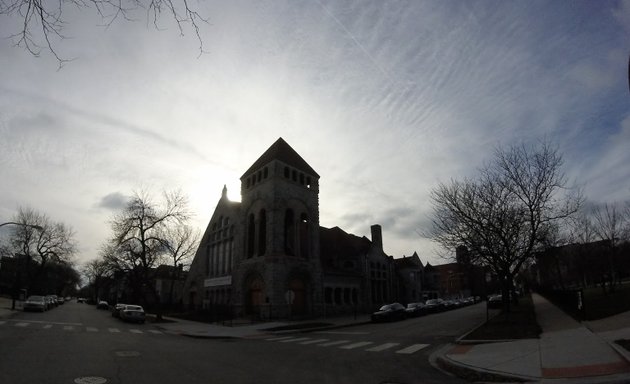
[241,137,319,179]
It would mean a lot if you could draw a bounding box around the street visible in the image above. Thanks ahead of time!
[0,301,488,384]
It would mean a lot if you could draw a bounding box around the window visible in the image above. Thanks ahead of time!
[284,209,295,255]
[247,214,255,258]
[263,167,268,178]
[258,209,267,256]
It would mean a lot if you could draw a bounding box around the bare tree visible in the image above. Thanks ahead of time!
[106,189,189,313]
[0,0,207,65]
[160,224,199,306]
[429,141,582,311]
[83,257,112,302]
[590,202,630,292]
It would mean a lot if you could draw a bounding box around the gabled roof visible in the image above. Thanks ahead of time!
[241,137,319,179]
[394,253,423,269]
[320,226,371,263]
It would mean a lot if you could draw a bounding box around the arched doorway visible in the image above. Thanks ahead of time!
[245,276,265,316]
[289,278,306,316]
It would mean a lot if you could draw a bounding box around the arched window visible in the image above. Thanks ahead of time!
[299,213,309,258]
[258,209,267,256]
[284,209,295,255]
[247,214,255,258]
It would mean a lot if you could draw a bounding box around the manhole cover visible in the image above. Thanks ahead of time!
[74,377,107,384]
[115,351,141,357]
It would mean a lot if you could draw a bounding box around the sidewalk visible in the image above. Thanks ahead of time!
[0,296,21,319]
[434,293,630,383]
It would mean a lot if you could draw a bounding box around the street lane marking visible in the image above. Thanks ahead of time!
[318,340,350,347]
[396,344,429,354]
[109,328,120,333]
[300,338,329,345]
[8,319,82,326]
[147,330,162,334]
[366,343,400,352]
[63,326,74,331]
[15,322,29,327]
[280,337,311,343]
[86,327,98,332]
[129,329,142,334]
[265,336,294,341]
[317,331,369,335]
[340,341,374,350]
[43,324,53,329]
[0,321,6,325]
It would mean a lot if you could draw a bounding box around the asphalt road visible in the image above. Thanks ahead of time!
[0,301,488,384]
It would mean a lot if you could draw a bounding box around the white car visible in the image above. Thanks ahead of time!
[120,305,146,323]
[24,295,47,312]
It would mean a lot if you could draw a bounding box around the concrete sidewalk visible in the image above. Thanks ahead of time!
[0,296,21,319]
[435,293,630,383]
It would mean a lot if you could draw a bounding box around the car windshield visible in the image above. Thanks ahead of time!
[378,305,391,311]
[124,306,143,311]
[27,296,44,301]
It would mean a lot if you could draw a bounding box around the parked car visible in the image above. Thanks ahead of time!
[57,297,65,305]
[405,302,426,317]
[45,295,57,309]
[488,294,503,309]
[23,295,47,312]
[371,303,406,322]
[96,300,109,310]
[77,297,86,303]
[424,298,445,313]
[120,305,146,323]
[111,303,128,318]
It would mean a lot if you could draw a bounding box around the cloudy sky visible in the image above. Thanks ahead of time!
[0,0,629,267]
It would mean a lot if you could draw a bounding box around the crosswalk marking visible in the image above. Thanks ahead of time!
[86,327,98,332]
[16,322,29,327]
[63,326,74,331]
[366,343,400,352]
[129,329,142,334]
[43,324,52,329]
[109,328,121,333]
[340,341,373,350]
[300,338,329,345]
[280,337,311,343]
[265,336,294,342]
[396,343,429,354]
[318,340,350,347]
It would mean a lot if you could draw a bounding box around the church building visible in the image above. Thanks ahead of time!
[183,138,419,319]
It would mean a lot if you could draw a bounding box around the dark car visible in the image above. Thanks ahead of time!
[371,303,406,322]
[487,294,503,309]
[405,302,426,317]
[111,303,127,318]
[424,298,445,313]
[96,300,109,310]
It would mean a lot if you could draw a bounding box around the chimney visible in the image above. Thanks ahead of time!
[371,224,383,251]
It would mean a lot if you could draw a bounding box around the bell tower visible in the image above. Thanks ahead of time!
[234,137,322,318]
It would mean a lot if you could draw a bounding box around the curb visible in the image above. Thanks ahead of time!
[435,346,537,383]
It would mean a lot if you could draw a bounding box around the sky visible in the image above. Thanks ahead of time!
[0,0,629,268]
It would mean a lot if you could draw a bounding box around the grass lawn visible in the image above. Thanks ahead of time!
[582,283,630,320]
[462,293,541,341]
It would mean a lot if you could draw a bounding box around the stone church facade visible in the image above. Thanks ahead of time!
[183,138,421,319]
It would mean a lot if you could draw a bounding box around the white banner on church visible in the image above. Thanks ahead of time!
[204,276,232,287]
